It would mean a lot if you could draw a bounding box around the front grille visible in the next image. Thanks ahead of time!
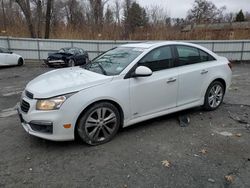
[20,100,30,113]
[25,90,34,99]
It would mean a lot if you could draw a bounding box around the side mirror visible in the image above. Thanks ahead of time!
[133,66,153,77]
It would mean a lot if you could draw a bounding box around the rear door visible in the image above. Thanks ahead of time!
[174,45,216,106]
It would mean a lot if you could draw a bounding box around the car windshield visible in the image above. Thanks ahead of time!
[83,47,144,76]
[58,48,76,55]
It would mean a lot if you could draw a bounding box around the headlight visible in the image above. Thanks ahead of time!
[36,93,75,111]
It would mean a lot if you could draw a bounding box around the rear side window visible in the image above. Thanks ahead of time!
[199,50,215,62]
[176,45,215,66]
[139,46,173,71]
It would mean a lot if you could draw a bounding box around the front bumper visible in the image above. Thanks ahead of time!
[17,97,75,141]
[44,59,67,66]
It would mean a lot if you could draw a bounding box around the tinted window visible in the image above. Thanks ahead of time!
[176,46,200,65]
[176,45,215,66]
[139,46,173,71]
[199,50,215,62]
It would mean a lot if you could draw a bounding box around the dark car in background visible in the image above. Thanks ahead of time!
[45,47,89,67]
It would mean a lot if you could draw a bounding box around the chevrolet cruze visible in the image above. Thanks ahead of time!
[17,42,232,145]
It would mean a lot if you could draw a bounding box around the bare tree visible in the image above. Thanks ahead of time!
[15,0,36,37]
[148,5,169,25]
[104,5,114,24]
[187,0,226,24]
[1,0,7,32]
[114,0,121,25]
[44,0,53,38]
[64,0,86,28]
[35,0,42,38]
[88,0,109,31]
[223,12,234,23]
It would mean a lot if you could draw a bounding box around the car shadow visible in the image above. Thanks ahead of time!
[27,106,210,148]
[0,65,20,69]
[120,106,204,133]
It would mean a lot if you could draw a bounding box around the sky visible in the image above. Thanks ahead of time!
[134,0,250,18]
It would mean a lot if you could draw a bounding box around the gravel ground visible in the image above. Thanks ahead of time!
[0,63,250,188]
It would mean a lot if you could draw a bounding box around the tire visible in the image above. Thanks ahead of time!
[203,81,225,111]
[17,58,24,66]
[68,59,75,67]
[77,102,121,145]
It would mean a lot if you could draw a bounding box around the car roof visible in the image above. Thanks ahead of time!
[61,47,83,50]
[120,41,202,49]
[119,41,218,58]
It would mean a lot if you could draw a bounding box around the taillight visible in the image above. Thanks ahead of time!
[228,61,233,70]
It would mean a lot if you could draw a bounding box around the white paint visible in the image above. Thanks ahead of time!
[0,49,23,66]
[18,41,232,141]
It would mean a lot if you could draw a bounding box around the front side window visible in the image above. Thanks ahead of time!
[83,47,143,76]
[139,46,173,71]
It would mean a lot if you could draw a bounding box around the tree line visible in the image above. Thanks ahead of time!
[0,0,249,40]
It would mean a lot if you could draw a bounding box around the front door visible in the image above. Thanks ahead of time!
[129,45,178,118]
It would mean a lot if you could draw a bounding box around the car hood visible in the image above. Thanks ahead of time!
[26,67,112,99]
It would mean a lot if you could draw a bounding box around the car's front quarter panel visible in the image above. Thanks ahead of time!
[18,76,130,141]
[64,76,131,130]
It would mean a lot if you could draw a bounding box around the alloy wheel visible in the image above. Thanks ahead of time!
[208,84,224,108]
[84,107,117,142]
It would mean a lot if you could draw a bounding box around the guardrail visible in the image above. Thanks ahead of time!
[0,37,250,61]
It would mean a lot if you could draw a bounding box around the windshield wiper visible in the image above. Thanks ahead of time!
[82,62,107,75]
[97,63,107,75]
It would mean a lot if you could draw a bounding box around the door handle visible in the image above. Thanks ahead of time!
[201,70,208,74]
[167,78,177,83]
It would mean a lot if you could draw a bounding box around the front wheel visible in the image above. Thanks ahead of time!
[68,59,75,67]
[77,102,121,145]
[203,81,225,111]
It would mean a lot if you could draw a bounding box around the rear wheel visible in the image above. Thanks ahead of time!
[17,58,23,66]
[77,102,121,145]
[203,81,225,111]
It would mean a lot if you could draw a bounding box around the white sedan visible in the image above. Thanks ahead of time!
[18,41,232,145]
[0,47,24,66]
